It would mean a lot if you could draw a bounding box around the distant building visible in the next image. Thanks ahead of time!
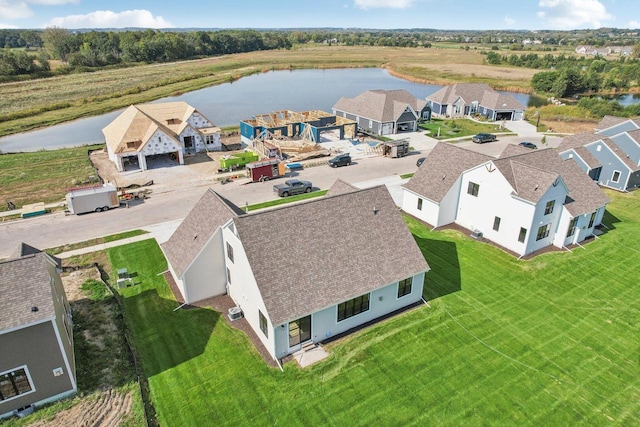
[427,83,525,121]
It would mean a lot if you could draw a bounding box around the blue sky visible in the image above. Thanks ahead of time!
[0,0,638,31]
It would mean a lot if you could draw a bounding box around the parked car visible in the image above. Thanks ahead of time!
[273,179,313,197]
[328,153,351,167]
[519,141,538,149]
[472,133,497,143]
[416,157,426,167]
[398,124,410,131]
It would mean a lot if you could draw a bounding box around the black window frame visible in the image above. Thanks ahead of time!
[417,198,423,211]
[493,216,501,232]
[518,227,527,243]
[337,293,370,322]
[0,367,33,402]
[566,217,578,237]
[544,200,555,215]
[259,310,268,338]
[397,277,413,298]
[588,211,597,228]
[226,242,234,263]
[536,224,550,241]
[467,181,480,197]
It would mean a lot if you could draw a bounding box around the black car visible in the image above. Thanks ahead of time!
[472,133,497,143]
[519,141,538,149]
[416,157,426,167]
[328,153,351,167]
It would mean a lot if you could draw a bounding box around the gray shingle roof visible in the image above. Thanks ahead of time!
[603,136,640,171]
[0,252,57,331]
[493,157,560,204]
[427,83,524,111]
[498,148,610,216]
[597,115,629,131]
[162,189,243,277]
[557,132,603,152]
[325,178,359,197]
[573,147,602,169]
[333,89,426,123]
[236,185,429,325]
[403,142,492,202]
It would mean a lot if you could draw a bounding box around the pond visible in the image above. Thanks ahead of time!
[0,68,534,152]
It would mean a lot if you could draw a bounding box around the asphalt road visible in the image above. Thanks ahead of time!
[0,131,562,258]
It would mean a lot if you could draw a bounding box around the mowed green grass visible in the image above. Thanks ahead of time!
[109,189,640,426]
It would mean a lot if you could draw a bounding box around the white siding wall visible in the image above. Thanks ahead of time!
[273,272,426,359]
[554,207,575,247]
[223,225,276,359]
[402,190,439,227]
[524,183,568,255]
[438,182,461,227]
[182,229,227,303]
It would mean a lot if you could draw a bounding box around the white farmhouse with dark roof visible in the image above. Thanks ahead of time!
[332,89,430,135]
[426,83,525,121]
[161,181,430,361]
[102,101,221,172]
[0,245,76,419]
[402,143,610,257]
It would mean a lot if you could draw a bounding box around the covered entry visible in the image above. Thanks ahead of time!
[289,315,311,348]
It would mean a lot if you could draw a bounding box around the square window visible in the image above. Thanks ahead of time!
[518,227,527,243]
[544,200,555,215]
[397,277,413,298]
[467,181,480,197]
[493,216,501,232]
[536,224,550,241]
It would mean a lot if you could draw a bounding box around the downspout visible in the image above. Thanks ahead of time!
[275,357,284,372]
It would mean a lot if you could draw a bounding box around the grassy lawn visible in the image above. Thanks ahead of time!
[420,118,510,140]
[109,189,640,426]
[45,229,149,255]
[246,189,328,211]
[0,144,103,211]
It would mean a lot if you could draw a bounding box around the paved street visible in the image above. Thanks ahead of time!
[0,123,563,258]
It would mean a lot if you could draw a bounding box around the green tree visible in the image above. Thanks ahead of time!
[42,27,75,62]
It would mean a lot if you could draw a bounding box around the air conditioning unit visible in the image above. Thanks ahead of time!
[228,307,243,321]
[470,229,483,239]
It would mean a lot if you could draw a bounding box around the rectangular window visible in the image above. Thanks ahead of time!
[612,171,621,183]
[259,310,268,338]
[493,216,501,232]
[536,224,550,241]
[467,181,480,197]
[566,217,578,237]
[226,242,234,263]
[226,267,231,284]
[397,277,413,298]
[588,211,597,228]
[544,200,555,215]
[337,293,370,322]
[0,367,33,402]
[518,227,527,243]
[417,198,423,211]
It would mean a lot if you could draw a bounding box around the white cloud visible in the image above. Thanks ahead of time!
[628,20,640,28]
[354,0,416,10]
[0,0,34,20]
[0,21,18,28]
[504,15,516,26]
[45,9,174,29]
[537,0,612,29]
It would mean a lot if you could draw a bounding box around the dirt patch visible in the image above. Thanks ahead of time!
[542,119,598,134]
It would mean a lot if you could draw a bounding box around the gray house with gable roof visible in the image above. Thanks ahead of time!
[0,245,76,419]
[403,143,609,257]
[332,89,430,136]
[557,116,640,192]
[162,181,430,361]
[426,83,525,121]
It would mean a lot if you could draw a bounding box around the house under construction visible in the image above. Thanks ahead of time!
[240,110,357,159]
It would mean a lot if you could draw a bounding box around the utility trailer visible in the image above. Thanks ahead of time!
[66,184,120,214]
[246,158,286,182]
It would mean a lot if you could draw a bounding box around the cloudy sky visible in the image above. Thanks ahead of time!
[0,0,637,31]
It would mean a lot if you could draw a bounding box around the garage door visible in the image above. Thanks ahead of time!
[381,123,393,135]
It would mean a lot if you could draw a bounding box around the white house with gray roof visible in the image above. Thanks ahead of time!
[427,83,525,121]
[403,143,610,257]
[332,89,430,135]
[0,245,76,419]
[162,181,430,361]
[557,116,640,192]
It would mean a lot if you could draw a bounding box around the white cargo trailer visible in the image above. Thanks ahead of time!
[66,184,120,214]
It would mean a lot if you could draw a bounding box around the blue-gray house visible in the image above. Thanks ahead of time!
[426,83,525,121]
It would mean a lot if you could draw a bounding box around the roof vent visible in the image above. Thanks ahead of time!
[534,184,539,191]
[373,207,379,215]
[442,174,446,180]
[31,306,39,312]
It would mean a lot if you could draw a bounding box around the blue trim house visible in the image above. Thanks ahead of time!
[426,83,525,121]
